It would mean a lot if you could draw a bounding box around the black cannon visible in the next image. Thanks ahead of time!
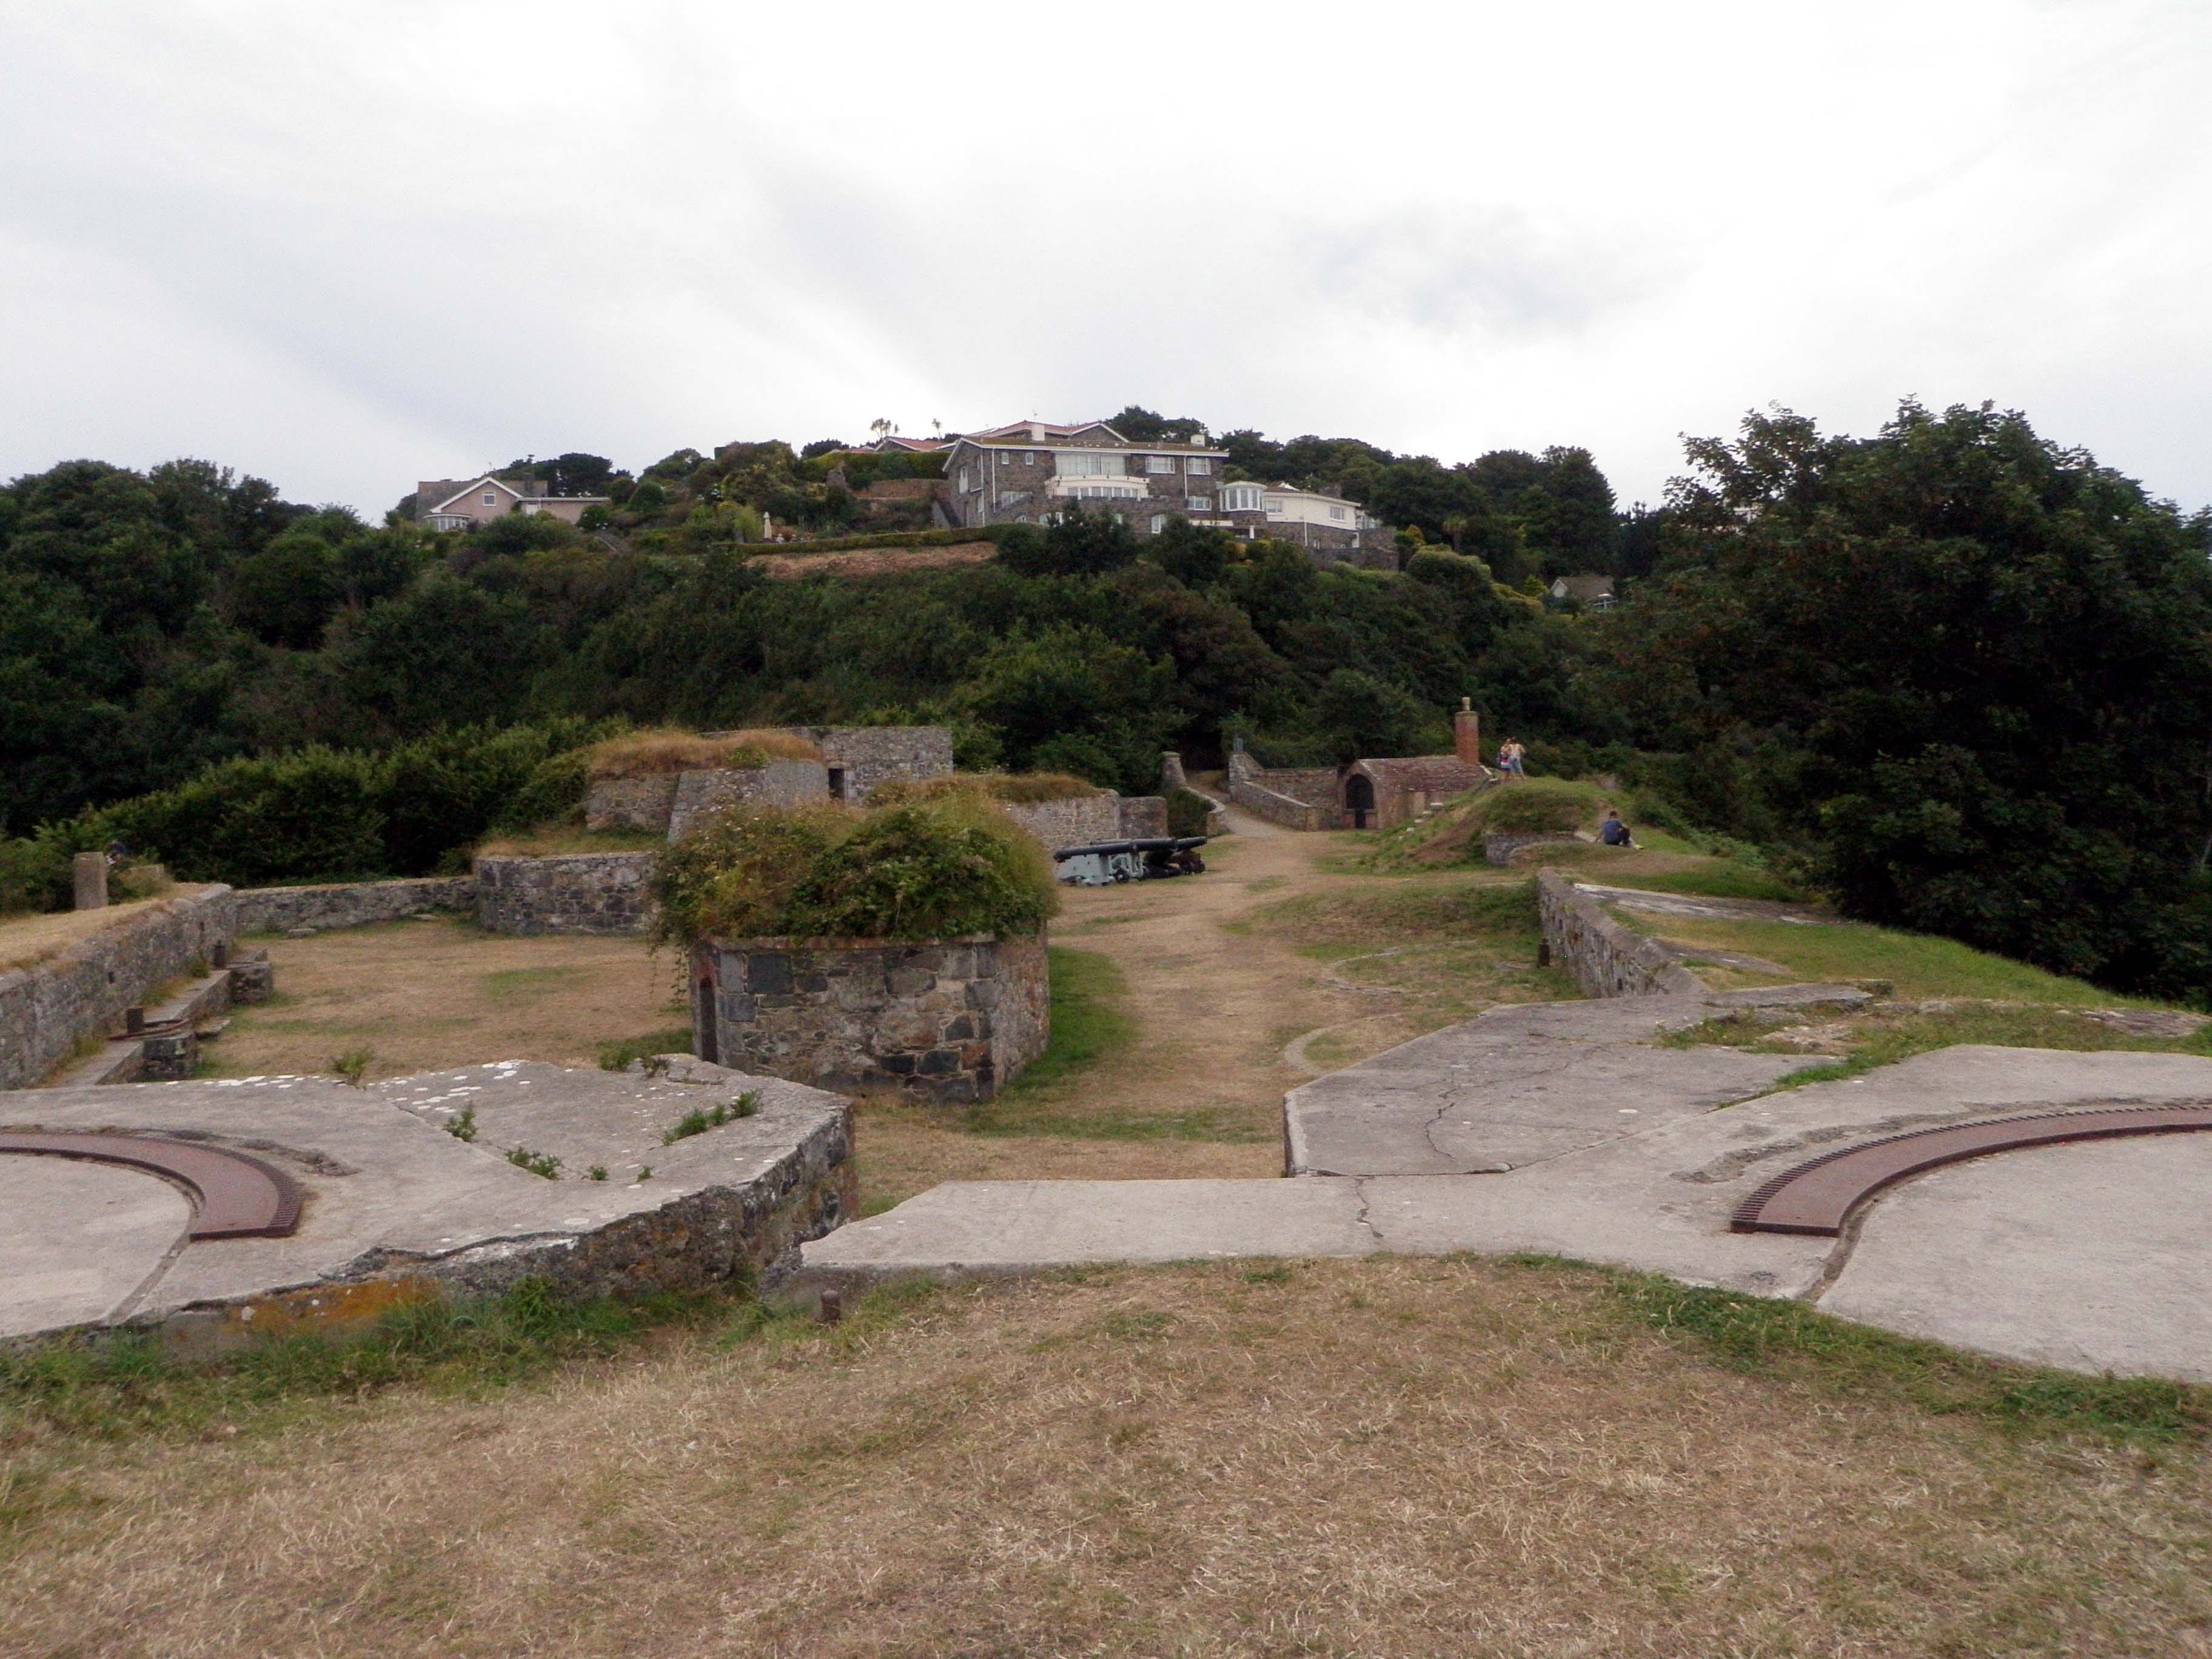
[1052,837,1207,886]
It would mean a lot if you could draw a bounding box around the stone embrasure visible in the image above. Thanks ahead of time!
[692,933,1048,1102]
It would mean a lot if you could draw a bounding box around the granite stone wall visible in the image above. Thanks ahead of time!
[0,885,239,1090]
[1116,796,1170,839]
[585,774,681,834]
[789,725,954,801]
[692,933,1048,1102]
[474,853,657,936]
[666,760,830,841]
[235,876,476,934]
[1000,793,1122,851]
[1537,870,1703,997]
[1225,751,1338,831]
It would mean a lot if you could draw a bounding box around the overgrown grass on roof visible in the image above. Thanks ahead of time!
[583,728,822,781]
[651,794,1059,946]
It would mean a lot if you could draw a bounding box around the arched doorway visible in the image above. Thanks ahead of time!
[1344,773,1375,830]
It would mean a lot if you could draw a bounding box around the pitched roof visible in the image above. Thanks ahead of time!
[427,475,525,512]
[1552,574,1615,603]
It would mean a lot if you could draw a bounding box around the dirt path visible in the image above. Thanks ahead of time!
[855,809,1489,1205]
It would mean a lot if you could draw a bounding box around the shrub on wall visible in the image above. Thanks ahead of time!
[1165,786,1214,839]
[651,796,1057,948]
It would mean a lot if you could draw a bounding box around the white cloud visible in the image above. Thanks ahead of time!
[1,0,2206,516]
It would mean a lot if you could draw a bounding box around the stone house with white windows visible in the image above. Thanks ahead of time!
[934,419,1390,565]
[937,420,1229,535]
[414,474,611,531]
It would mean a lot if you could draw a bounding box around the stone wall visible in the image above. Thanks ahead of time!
[1537,870,1703,998]
[1225,750,1338,831]
[1117,796,1170,839]
[692,933,1049,1102]
[786,725,953,801]
[474,853,657,936]
[1000,793,1122,851]
[585,774,680,834]
[666,760,830,841]
[235,876,476,934]
[0,885,239,1090]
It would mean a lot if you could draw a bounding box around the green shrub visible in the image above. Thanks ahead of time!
[651,796,1057,947]
[107,748,389,889]
[1165,787,1214,839]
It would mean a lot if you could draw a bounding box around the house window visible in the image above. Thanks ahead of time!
[1189,495,1213,512]
[1150,514,1166,534]
[1145,455,1173,474]
[1187,458,1212,476]
[1222,484,1262,512]
[1055,452,1126,478]
[1023,452,1034,466]
[483,492,497,505]
[1330,505,1346,520]
[1265,497,1285,514]
[959,467,971,492]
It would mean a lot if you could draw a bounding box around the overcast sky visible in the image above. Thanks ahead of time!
[3,1,2208,518]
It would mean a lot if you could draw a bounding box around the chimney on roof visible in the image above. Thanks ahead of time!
[1455,698,1482,768]
[1029,423,1045,442]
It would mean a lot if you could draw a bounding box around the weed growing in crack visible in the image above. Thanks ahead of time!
[446,1108,478,1142]
[662,1090,760,1145]
[505,1147,561,1179]
[330,1048,373,1087]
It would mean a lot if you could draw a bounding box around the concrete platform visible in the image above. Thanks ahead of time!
[0,1059,853,1345]
[803,1027,2212,1382]
[1284,984,1869,1176]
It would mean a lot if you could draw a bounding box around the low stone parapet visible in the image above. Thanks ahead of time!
[692,933,1048,1102]
[1116,796,1169,839]
[585,774,680,834]
[475,853,656,936]
[235,876,476,935]
[0,886,239,1090]
[1537,869,1704,997]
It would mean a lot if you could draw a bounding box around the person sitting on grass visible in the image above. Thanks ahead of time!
[1599,808,1635,848]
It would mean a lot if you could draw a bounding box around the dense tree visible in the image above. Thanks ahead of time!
[1607,400,2212,993]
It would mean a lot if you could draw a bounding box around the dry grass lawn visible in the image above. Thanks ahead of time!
[6,1257,2211,1658]
[203,917,686,1082]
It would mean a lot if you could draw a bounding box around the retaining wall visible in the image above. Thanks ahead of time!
[1537,869,1703,997]
[1117,796,1170,839]
[235,876,476,934]
[1225,752,1339,831]
[0,886,239,1090]
[1000,793,1122,851]
[474,853,657,936]
[692,933,1049,1102]
[666,760,830,841]
[585,774,680,834]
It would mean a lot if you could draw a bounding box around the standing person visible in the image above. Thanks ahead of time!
[1498,738,1525,779]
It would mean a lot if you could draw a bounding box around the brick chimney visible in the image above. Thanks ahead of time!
[1454,697,1482,767]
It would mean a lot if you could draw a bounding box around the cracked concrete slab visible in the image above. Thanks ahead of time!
[0,1061,853,1341]
[1284,988,1866,1176]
